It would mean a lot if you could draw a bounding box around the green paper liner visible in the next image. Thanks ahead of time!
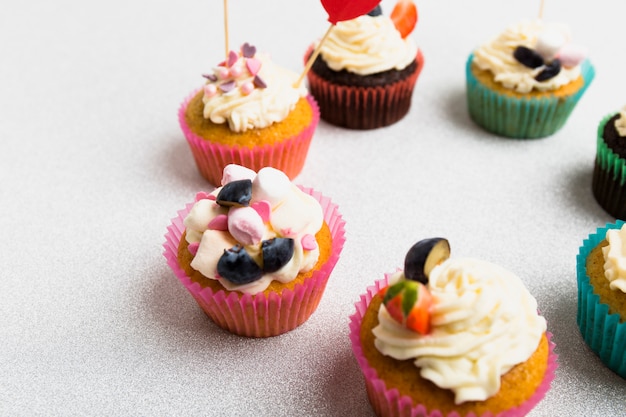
[592,114,626,219]
[576,220,626,378]
[465,54,595,139]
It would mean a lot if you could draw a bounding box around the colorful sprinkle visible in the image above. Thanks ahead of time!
[195,191,212,202]
[241,43,256,58]
[203,83,217,97]
[219,80,236,93]
[301,234,317,251]
[216,67,229,80]
[202,73,218,82]
[251,200,271,222]
[253,75,267,89]
[188,242,199,256]
[240,81,254,95]
[229,65,244,78]
[207,214,229,231]
[245,58,262,76]
[227,50,238,67]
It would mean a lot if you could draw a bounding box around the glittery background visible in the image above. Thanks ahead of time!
[2,0,625,416]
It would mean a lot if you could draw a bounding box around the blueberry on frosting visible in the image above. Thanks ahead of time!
[404,238,450,284]
[216,179,252,207]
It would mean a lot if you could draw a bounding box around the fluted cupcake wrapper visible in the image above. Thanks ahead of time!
[306,50,424,130]
[576,221,626,377]
[465,54,595,139]
[163,186,346,337]
[349,273,558,417]
[178,91,320,186]
[592,115,626,219]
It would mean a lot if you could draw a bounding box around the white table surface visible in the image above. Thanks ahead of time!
[2,0,625,415]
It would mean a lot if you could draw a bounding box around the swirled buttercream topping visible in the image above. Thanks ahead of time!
[183,165,323,295]
[602,224,626,293]
[614,106,626,137]
[473,20,581,93]
[318,15,417,75]
[202,45,307,133]
[373,258,546,404]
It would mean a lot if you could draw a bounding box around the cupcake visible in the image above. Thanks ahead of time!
[163,164,346,337]
[466,20,594,139]
[593,107,626,219]
[306,1,423,129]
[576,220,626,377]
[350,238,557,416]
[179,43,320,186]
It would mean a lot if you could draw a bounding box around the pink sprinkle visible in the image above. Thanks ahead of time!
[251,200,271,222]
[188,242,199,256]
[301,234,318,251]
[253,75,267,89]
[217,67,229,80]
[230,65,243,78]
[227,50,238,67]
[241,82,254,95]
[195,191,211,201]
[246,58,262,76]
[219,80,236,93]
[203,84,217,97]
[207,194,217,201]
[208,214,229,231]
[241,43,256,58]
[281,228,293,237]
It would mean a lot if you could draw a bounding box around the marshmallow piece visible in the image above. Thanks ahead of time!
[252,167,291,206]
[228,207,265,246]
[221,164,257,186]
[557,44,588,68]
[190,229,237,279]
[535,28,567,60]
[183,199,222,231]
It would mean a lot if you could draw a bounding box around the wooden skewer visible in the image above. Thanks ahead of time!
[223,0,230,58]
[538,0,545,20]
[294,24,334,88]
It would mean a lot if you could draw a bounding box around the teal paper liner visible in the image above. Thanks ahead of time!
[576,220,626,378]
[592,114,626,219]
[465,54,595,139]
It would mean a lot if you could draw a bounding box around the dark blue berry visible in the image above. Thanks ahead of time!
[217,245,263,284]
[216,179,252,208]
[404,238,450,284]
[262,238,294,273]
[513,46,544,69]
[367,5,382,16]
[535,59,562,82]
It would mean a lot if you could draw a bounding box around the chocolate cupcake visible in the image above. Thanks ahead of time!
[306,2,424,129]
[593,108,626,219]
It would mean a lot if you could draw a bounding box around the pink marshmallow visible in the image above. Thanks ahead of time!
[228,207,265,246]
[188,242,199,256]
[221,164,257,185]
[557,44,588,68]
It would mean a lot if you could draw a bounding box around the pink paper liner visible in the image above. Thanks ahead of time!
[178,92,320,186]
[348,273,558,417]
[163,186,346,338]
[305,48,424,129]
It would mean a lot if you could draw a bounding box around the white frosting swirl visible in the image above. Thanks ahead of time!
[614,106,626,137]
[473,20,581,93]
[183,166,323,295]
[373,258,546,404]
[318,15,417,75]
[602,224,626,293]
[203,53,308,132]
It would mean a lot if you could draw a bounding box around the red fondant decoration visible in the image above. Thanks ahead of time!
[320,0,381,24]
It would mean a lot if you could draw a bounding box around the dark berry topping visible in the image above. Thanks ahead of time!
[261,238,294,273]
[216,179,252,208]
[404,238,451,284]
[535,59,562,82]
[513,46,544,69]
[217,245,263,284]
[367,5,382,16]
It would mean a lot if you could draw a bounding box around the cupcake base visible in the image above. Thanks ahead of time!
[577,221,626,378]
[306,50,424,130]
[349,275,557,417]
[465,54,595,139]
[163,187,346,337]
[179,92,320,186]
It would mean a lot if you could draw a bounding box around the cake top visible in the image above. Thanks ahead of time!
[183,164,323,295]
[373,238,547,404]
[473,20,587,93]
[318,3,418,76]
[603,223,626,294]
[201,43,308,132]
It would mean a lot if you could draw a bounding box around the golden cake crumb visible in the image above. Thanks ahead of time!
[184,91,313,147]
[586,241,626,322]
